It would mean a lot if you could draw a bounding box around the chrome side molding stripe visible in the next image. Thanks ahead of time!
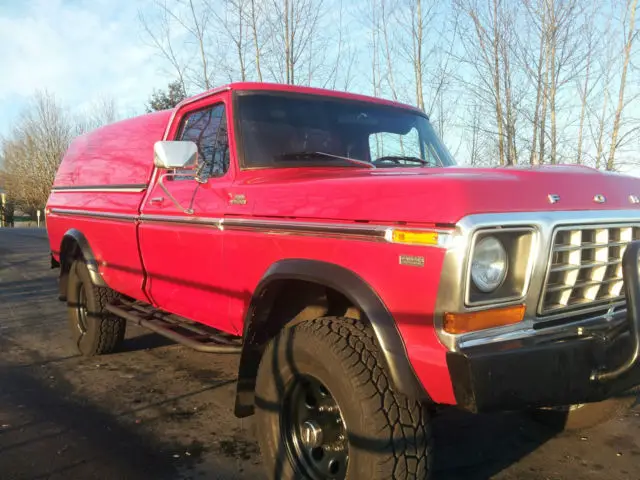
[49,209,393,241]
[140,214,224,230]
[138,215,389,240]
[49,208,137,221]
[48,208,451,245]
[222,217,389,240]
[51,184,148,193]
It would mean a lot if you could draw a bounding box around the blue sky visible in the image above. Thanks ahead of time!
[0,0,167,136]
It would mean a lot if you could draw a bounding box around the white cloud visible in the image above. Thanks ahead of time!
[0,0,169,134]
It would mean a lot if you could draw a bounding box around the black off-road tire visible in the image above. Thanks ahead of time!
[66,259,126,356]
[529,395,637,431]
[255,317,433,480]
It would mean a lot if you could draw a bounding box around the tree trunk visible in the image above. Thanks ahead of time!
[607,0,637,171]
[548,1,557,164]
[595,88,609,169]
[284,0,291,84]
[576,45,591,164]
[380,0,399,100]
[237,1,246,81]
[492,0,505,166]
[539,26,550,165]
[415,0,425,111]
[530,5,546,165]
[250,0,263,81]
[188,0,210,89]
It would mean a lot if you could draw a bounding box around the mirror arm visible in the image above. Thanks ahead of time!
[186,181,201,214]
[157,172,196,214]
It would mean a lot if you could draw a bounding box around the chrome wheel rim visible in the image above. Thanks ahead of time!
[282,375,348,479]
[76,284,88,333]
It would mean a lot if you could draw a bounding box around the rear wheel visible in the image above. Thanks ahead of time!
[66,259,126,356]
[529,396,637,431]
[255,317,433,480]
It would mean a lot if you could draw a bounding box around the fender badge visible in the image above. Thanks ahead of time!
[629,195,640,204]
[229,193,247,205]
[548,194,560,204]
[593,194,606,204]
[399,255,425,267]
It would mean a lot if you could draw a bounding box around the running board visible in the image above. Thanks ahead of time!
[106,299,242,354]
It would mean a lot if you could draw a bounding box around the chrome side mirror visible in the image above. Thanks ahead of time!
[153,141,198,169]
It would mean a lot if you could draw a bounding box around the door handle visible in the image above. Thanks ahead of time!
[150,196,164,204]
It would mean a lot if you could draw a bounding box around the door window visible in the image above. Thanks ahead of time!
[178,104,230,178]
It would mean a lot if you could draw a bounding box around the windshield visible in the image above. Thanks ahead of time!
[235,92,456,169]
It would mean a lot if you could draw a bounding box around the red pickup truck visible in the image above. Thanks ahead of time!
[46,82,640,479]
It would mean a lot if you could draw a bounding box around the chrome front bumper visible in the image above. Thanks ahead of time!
[446,240,640,412]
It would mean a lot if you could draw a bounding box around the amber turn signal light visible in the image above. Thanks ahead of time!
[443,304,525,334]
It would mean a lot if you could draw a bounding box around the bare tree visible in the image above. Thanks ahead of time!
[215,0,250,81]
[590,49,615,169]
[266,0,325,85]
[184,0,213,89]
[249,0,265,81]
[524,0,547,165]
[379,0,401,101]
[0,92,123,215]
[74,96,120,134]
[543,0,581,164]
[322,0,358,90]
[456,0,514,165]
[139,0,189,95]
[140,0,215,92]
[607,0,638,170]
[575,0,599,164]
[1,92,73,213]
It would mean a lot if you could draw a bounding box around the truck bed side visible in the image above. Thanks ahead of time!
[46,109,174,302]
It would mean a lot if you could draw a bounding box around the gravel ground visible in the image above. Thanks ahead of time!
[0,227,639,480]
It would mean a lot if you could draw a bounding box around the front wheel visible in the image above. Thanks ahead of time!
[255,317,433,480]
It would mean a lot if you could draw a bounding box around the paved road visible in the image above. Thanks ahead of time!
[1,228,639,480]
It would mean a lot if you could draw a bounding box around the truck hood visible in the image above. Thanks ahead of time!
[236,165,640,226]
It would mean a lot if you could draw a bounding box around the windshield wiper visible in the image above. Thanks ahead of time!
[276,151,375,169]
[373,155,433,167]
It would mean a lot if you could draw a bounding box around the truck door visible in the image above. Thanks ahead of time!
[138,91,237,333]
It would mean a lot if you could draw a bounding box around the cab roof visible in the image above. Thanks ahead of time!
[176,82,424,115]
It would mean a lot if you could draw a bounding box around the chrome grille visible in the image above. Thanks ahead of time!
[540,224,640,315]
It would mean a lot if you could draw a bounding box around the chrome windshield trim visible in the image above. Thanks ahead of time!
[435,209,640,352]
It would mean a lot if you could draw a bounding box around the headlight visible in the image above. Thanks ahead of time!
[471,236,508,292]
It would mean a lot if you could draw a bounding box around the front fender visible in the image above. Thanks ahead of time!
[234,259,429,417]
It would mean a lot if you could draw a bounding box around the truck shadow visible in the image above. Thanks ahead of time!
[432,408,560,479]
[0,355,183,479]
[122,331,176,352]
[0,332,244,480]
